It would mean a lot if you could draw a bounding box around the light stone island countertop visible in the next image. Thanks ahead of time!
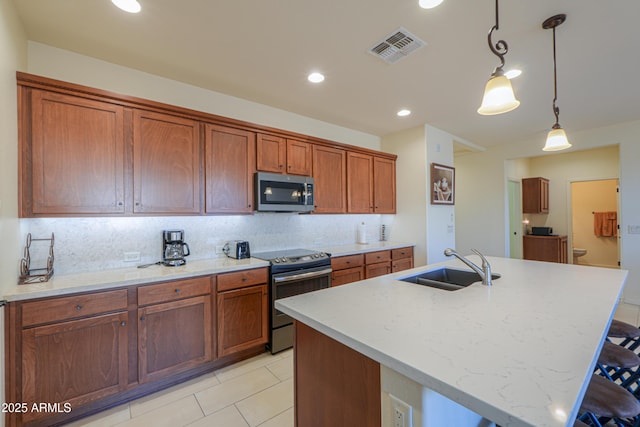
[275,256,628,427]
[5,257,269,302]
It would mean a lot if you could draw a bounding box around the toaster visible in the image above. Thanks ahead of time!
[223,240,251,259]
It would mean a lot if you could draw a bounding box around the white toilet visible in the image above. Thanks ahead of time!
[573,248,587,264]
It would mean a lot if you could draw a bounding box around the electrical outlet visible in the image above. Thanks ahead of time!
[390,394,412,427]
[628,225,640,234]
[123,251,141,262]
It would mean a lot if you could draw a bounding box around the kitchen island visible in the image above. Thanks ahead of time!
[275,256,628,427]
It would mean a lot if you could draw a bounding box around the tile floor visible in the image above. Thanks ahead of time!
[64,349,294,427]
[64,302,640,427]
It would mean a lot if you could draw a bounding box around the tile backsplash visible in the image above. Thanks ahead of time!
[21,214,393,275]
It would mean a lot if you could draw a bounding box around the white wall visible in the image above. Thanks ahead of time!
[27,42,380,151]
[425,126,455,263]
[381,125,457,266]
[381,126,427,266]
[456,121,640,304]
[0,0,27,423]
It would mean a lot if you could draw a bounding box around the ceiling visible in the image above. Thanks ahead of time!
[11,0,640,148]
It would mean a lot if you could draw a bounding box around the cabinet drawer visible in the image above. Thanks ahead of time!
[365,250,391,264]
[331,254,364,271]
[392,247,413,260]
[331,266,365,287]
[138,276,211,306]
[217,267,269,292]
[22,289,128,327]
[365,261,391,279]
[392,257,413,273]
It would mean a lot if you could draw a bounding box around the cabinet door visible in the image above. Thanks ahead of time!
[286,139,312,176]
[256,133,286,173]
[373,157,396,213]
[312,145,346,213]
[28,89,125,215]
[138,295,212,383]
[347,152,373,213]
[331,266,365,287]
[365,261,391,279]
[21,312,128,423]
[392,258,413,273]
[133,110,201,214]
[217,285,268,357]
[522,177,549,214]
[205,124,256,213]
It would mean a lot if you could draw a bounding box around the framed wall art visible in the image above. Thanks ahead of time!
[430,163,455,205]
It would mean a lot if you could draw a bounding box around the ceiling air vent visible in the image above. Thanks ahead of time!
[369,27,426,64]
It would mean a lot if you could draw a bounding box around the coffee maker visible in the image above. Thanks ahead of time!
[162,230,190,266]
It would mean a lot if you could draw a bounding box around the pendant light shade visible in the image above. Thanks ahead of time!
[477,72,520,115]
[543,125,571,151]
[542,14,571,152]
[477,0,520,115]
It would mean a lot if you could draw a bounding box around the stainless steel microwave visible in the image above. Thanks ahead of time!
[255,172,314,212]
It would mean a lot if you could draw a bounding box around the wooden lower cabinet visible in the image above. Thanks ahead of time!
[523,235,568,264]
[295,321,381,427]
[138,295,212,383]
[5,269,272,426]
[216,267,269,358]
[21,311,129,423]
[331,246,414,285]
[217,284,268,357]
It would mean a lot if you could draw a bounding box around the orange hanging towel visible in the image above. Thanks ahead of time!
[594,211,617,237]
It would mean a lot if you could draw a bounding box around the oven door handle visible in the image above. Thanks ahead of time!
[273,268,332,284]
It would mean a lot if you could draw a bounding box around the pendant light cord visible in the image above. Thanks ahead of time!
[487,0,508,71]
[552,26,560,126]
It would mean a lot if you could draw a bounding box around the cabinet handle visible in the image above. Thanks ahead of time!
[120,321,126,327]
[175,288,181,294]
[140,316,145,321]
[135,202,140,207]
[346,261,351,264]
[117,201,123,207]
[279,164,284,169]
[241,277,247,282]
[76,305,83,310]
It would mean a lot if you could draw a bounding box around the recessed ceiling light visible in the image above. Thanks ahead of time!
[418,0,444,9]
[505,69,522,79]
[308,72,325,83]
[397,109,411,117]
[111,0,141,13]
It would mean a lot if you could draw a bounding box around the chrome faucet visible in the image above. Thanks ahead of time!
[444,248,493,286]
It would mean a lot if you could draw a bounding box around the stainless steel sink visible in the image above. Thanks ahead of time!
[398,267,501,291]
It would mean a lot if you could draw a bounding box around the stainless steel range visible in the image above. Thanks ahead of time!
[252,248,331,353]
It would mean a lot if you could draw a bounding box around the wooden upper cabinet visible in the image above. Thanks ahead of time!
[256,133,286,173]
[347,152,373,213]
[373,156,396,213]
[133,110,201,214]
[286,139,312,176]
[522,177,549,213]
[25,89,126,215]
[312,145,346,213]
[205,124,256,214]
[256,133,311,176]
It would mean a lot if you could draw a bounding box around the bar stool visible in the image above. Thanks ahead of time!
[577,374,640,427]
[609,319,640,340]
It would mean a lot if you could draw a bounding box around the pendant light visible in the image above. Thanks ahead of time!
[542,14,571,151]
[477,0,520,115]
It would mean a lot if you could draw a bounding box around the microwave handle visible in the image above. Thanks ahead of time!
[304,183,312,205]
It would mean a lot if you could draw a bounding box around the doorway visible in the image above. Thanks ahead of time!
[508,180,523,259]
[570,179,619,267]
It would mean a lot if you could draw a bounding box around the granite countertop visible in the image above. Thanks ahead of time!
[315,241,414,257]
[5,257,269,302]
[275,256,627,427]
[5,241,415,302]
